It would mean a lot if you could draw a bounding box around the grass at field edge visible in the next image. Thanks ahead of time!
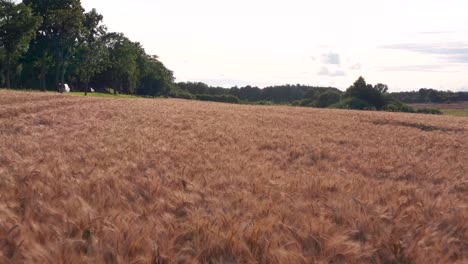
[441,109,468,117]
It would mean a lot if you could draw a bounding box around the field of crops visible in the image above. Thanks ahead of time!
[1,90,467,263]
[411,101,468,117]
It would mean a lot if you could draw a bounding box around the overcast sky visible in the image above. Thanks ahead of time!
[81,0,468,91]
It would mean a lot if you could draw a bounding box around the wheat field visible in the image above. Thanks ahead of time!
[0,90,467,263]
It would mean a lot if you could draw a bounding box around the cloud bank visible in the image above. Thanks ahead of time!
[380,42,468,64]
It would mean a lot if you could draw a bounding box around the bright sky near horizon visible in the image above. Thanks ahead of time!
[81,0,468,91]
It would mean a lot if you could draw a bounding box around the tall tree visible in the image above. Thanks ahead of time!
[103,32,140,94]
[74,8,108,95]
[345,77,387,109]
[24,0,85,92]
[137,54,174,96]
[0,0,41,88]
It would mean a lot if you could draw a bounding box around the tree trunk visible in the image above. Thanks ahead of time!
[85,81,88,96]
[56,51,65,93]
[60,60,66,92]
[6,53,11,89]
[55,62,61,92]
[40,55,47,91]
[112,79,117,95]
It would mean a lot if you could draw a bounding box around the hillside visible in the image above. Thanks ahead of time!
[0,90,467,263]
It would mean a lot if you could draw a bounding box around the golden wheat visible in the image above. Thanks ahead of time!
[0,90,467,263]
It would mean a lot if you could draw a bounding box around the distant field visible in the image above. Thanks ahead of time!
[411,101,468,117]
[410,101,468,109]
[1,90,467,263]
[440,109,468,117]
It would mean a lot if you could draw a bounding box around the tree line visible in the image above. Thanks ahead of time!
[175,77,442,114]
[174,82,342,104]
[392,89,468,104]
[0,0,174,96]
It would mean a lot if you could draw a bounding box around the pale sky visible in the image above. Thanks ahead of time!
[81,0,468,91]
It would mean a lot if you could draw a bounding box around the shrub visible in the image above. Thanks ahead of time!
[292,100,302,106]
[383,102,442,115]
[241,100,274,105]
[315,91,341,108]
[416,108,443,115]
[168,88,194,100]
[196,94,240,104]
[330,97,374,110]
[383,103,415,113]
[255,100,275,105]
[301,98,316,107]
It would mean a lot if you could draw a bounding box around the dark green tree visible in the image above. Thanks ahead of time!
[102,32,140,94]
[315,91,341,108]
[137,54,174,97]
[374,83,388,94]
[0,0,41,88]
[0,1,175,96]
[345,76,386,109]
[24,0,85,92]
[74,8,108,95]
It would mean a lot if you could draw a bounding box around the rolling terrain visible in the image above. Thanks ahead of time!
[1,90,467,263]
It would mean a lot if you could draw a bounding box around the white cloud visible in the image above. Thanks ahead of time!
[321,52,341,65]
[318,67,346,77]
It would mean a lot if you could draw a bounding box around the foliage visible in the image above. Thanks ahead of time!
[177,82,228,96]
[292,98,315,107]
[392,88,468,104]
[327,76,443,115]
[344,77,387,109]
[0,0,41,88]
[383,103,413,113]
[415,108,442,115]
[240,100,275,105]
[136,55,174,97]
[315,90,341,108]
[330,97,374,110]
[374,83,388,94]
[230,85,263,101]
[168,87,194,100]
[261,85,341,103]
[195,93,240,104]
[71,8,107,95]
[382,95,442,114]
[0,0,174,96]
[25,0,85,91]
[177,82,342,105]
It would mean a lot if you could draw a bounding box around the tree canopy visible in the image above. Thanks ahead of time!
[0,0,174,96]
[392,88,468,104]
[0,0,41,88]
[344,76,387,110]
